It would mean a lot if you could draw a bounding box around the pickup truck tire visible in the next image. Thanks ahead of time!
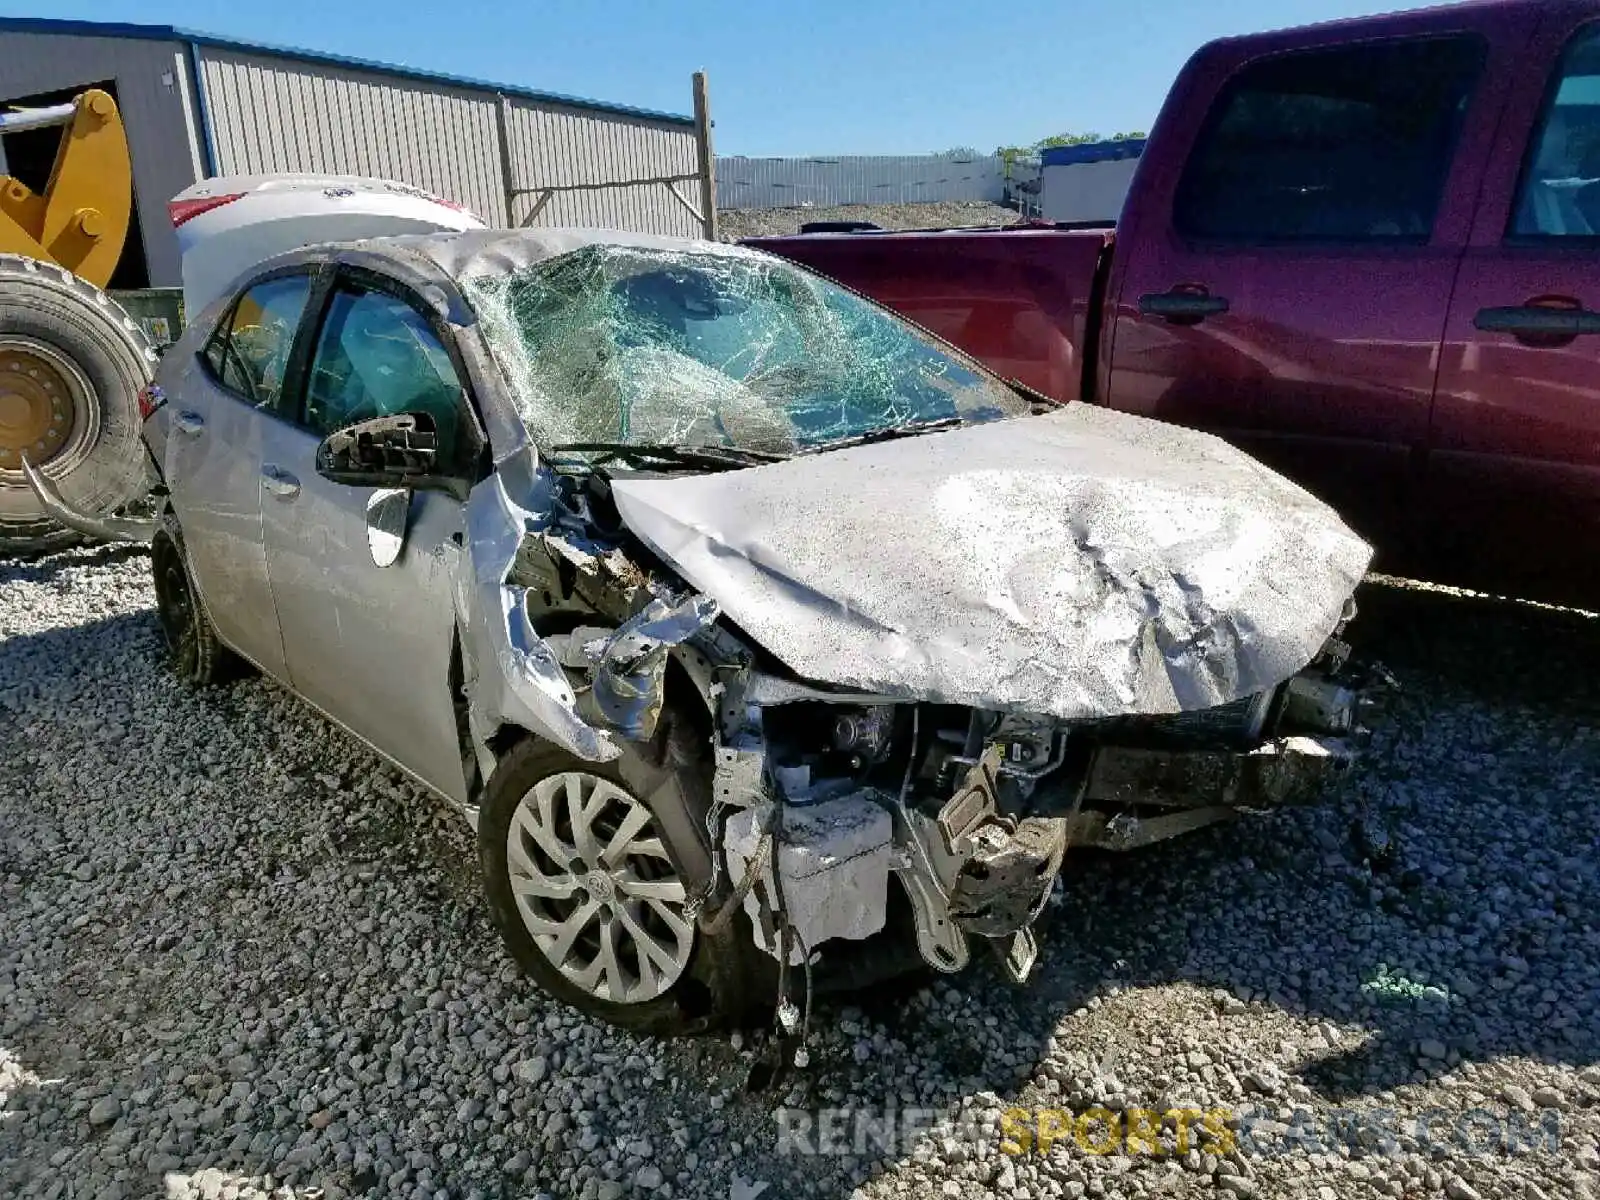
[479,725,764,1035]
[0,255,156,555]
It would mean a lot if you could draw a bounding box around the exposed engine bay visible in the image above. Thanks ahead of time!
[453,429,1379,1009]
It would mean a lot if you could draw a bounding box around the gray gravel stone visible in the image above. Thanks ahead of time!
[2,533,1597,1200]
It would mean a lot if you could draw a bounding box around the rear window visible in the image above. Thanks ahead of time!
[1509,22,1600,238]
[1174,36,1485,244]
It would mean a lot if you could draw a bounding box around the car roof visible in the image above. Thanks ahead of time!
[307,226,768,287]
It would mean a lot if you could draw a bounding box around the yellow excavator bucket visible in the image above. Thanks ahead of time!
[0,88,132,289]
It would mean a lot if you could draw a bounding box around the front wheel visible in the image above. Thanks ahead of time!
[479,731,761,1034]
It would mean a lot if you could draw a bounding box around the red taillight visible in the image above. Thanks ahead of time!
[168,193,244,228]
[137,385,165,421]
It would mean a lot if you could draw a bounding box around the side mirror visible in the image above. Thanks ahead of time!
[315,412,451,493]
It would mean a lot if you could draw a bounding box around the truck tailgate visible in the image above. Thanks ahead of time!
[745,227,1113,403]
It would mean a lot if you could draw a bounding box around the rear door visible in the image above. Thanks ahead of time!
[162,270,317,679]
[1425,11,1600,607]
[257,268,480,805]
[1104,7,1526,560]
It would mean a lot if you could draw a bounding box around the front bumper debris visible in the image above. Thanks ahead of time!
[1077,733,1354,819]
[21,454,156,543]
[947,816,1070,936]
[887,669,1372,981]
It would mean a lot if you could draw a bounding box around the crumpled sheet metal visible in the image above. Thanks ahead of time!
[610,405,1374,720]
[20,455,157,544]
[582,594,720,741]
[458,460,621,764]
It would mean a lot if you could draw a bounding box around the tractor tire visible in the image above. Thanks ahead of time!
[0,254,157,555]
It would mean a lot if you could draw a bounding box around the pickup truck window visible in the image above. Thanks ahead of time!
[1175,37,1484,244]
[1511,23,1600,238]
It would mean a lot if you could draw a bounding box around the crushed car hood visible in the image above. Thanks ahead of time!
[607,404,1374,719]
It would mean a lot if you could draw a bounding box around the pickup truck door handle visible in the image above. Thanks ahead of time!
[172,410,205,437]
[260,464,301,500]
[1474,302,1600,342]
[1139,290,1230,324]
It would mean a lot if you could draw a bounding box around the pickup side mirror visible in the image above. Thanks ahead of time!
[315,412,462,496]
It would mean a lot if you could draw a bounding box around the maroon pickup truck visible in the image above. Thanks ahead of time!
[750,0,1600,610]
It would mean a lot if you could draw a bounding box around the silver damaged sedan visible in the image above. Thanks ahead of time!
[31,228,1383,1037]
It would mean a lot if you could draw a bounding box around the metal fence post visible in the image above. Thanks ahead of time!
[494,93,518,227]
[693,71,718,241]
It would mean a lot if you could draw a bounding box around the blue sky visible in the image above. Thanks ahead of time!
[15,0,1440,156]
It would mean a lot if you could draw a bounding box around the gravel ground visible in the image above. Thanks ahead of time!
[2,546,1598,1200]
[718,202,1019,241]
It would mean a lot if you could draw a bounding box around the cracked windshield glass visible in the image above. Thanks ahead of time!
[464,245,1029,455]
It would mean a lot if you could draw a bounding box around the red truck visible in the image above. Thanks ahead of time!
[749,0,1600,610]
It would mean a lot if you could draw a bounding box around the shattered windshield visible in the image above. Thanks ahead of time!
[462,245,1029,454]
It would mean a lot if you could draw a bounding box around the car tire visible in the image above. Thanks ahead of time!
[150,514,236,685]
[0,255,157,555]
[479,720,764,1035]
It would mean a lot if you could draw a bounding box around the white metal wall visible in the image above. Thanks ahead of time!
[501,99,701,237]
[0,31,205,285]
[716,154,1005,210]
[196,48,509,225]
[1040,158,1140,223]
[197,47,702,238]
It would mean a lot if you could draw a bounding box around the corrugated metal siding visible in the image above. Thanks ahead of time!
[0,32,203,285]
[197,48,509,225]
[501,99,701,237]
[199,48,703,238]
[716,155,1006,210]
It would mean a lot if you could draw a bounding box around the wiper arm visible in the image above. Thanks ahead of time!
[799,417,965,454]
[547,442,790,472]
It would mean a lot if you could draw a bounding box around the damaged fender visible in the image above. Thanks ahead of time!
[450,449,722,774]
[452,456,623,767]
[580,594,720,741]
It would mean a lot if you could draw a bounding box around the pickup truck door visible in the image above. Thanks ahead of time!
[1103,6,1526,563]
[160,269,317,680]
[256,269,479,806]
[1425,12,1600,608]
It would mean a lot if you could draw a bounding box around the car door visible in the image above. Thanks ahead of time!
[1425,12,1600,608]
[256,268,481,805]
[1104,8,1523,561]
[161,269,318,679]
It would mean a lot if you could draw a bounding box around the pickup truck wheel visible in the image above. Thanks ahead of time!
[0,256,155,554]
[480,732,761,1035]
[151,515,235,685]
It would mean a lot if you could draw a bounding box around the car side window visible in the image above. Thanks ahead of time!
[302,286,467,464]
[200,275,313,411]
[1510,23,1600,238]
[1174,36,1484,243]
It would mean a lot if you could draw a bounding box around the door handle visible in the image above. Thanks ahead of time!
[260,464,301,500]
[172,410,205,437]
[1474,301,1600,343]
[1139,289,1230,325]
